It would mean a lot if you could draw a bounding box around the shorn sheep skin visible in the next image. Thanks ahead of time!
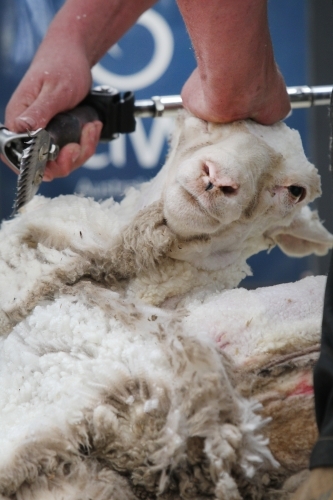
[0,111,332,499]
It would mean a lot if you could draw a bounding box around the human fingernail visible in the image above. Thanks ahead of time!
[72,147,80,163]
[95,121,103,136]
[18,116,37,130]
[43,168,52,181]
[89,125,97,142]
[71,144,81,163]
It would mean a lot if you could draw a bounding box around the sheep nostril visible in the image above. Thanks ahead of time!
[205,182,214,191]
[220,185,238,195]
[203,163,210,176]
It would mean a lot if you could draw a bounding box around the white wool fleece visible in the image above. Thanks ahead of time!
[0,283,277,499]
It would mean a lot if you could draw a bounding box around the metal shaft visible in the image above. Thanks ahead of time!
[287,85,333,108]
[134,85,333,118]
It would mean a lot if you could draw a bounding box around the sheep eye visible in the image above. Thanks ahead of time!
[288,185,306,202]
[205,182,214,191]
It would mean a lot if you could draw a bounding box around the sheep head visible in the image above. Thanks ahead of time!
[159,112,332,266]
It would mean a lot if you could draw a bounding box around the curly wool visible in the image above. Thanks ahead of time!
[0,282,278,500]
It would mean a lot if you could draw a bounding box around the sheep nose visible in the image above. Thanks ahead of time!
[203,161,239,195]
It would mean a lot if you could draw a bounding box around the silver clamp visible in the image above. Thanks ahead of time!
[151,96,165,117]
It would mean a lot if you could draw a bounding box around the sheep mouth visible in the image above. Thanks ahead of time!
[180,184,222,225]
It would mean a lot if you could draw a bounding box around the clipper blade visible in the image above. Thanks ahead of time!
[13,129,51,214]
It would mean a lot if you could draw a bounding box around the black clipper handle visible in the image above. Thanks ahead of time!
[45,88,136,150]
[46,105,99,149]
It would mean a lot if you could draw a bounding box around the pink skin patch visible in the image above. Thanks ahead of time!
[288,377,314,397]
[214,330,231,350]
[218,341,231,350]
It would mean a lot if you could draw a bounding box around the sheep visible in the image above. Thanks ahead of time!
[0,112,332,325]
[0,111,331,498]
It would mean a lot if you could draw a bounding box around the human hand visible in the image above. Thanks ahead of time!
[291,468,333,500]
[5,36,102,181]
[4,0,158,181]
[181,65,291,125]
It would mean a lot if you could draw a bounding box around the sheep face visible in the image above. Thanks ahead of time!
[163,129,279,237]
[163,116,320,240]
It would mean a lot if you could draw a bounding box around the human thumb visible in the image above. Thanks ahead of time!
[13,90,67,132]
[6,83,81,133]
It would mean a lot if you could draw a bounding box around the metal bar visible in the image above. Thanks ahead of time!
[134,85,333,118]
[288,85,333,108]
[134,95,183,118]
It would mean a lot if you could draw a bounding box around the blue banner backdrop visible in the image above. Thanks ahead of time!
[0,0,314,287]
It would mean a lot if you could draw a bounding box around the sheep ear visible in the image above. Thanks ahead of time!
[270,206,333,257]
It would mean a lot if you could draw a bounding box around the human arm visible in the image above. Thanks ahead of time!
[176,0,291,124]
[5,0,156,180]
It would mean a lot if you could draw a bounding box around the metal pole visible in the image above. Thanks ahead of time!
[134,85,333,118]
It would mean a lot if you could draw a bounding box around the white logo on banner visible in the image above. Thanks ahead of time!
[92,9,174,90]
[83,9,175,172]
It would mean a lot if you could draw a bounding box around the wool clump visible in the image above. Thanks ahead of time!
[0,111,331,499]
